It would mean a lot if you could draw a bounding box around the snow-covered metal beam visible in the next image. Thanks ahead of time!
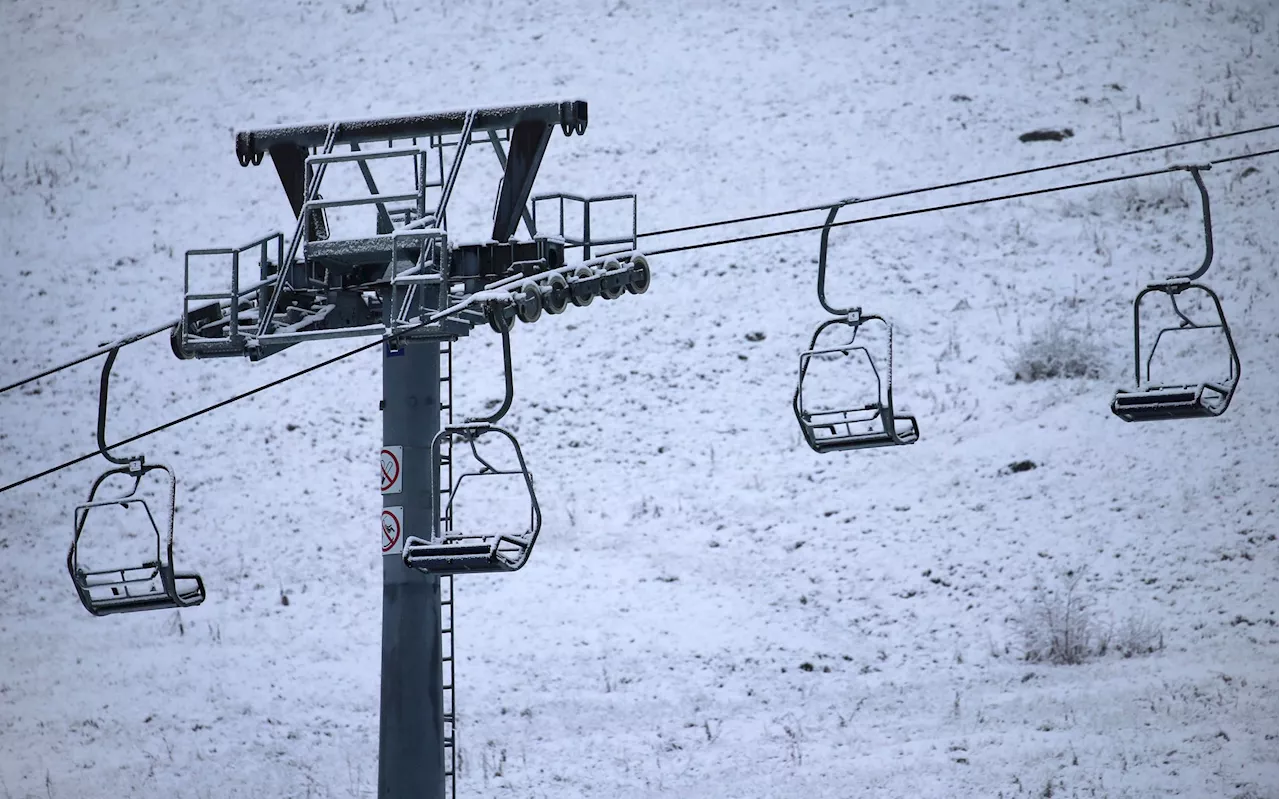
[234,100,587,165]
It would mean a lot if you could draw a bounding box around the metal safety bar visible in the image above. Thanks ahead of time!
[306,146,428,164]
[431,126,509,149]
[390,228,451,324]
[304,145,431,234]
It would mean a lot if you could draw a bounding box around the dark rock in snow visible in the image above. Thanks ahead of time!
[1018,128,1074,142]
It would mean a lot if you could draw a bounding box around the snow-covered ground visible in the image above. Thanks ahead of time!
[1,1,1276,797]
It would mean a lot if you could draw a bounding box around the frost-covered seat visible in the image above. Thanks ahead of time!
[72,563,206,616]
[403,533,532,574]
[1111,382,1231,422]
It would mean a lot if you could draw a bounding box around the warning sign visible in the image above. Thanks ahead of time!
[380,447,403,494]
[381,507,403,554]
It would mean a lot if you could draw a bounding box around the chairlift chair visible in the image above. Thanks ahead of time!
[403,327,541,575]
[1111,281,1241,421]
[1111,164,1241,422]
[67,345,206,615]
[793,201,921,453]
[402,423,542,575]
[793,313,920,452]
[67,462,206,616]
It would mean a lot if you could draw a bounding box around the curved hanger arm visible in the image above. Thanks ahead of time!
[1169,164,1214,282]
[97,347,140,467]
[816,198,861,316]
[465,323,514,425]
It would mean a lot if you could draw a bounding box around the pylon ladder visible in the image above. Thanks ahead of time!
[439,338,457,799]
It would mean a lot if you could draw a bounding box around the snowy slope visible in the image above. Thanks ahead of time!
[1,0,1277,797]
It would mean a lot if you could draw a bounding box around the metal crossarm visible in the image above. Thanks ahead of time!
[235,101,587,163]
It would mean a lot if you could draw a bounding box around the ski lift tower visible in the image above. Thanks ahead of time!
[169,100,651,798]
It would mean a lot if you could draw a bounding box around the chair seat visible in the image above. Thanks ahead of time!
[802,412,919,452]
[1111,385,1218,422]
[403,535,526,574]
[87,586,204,615]
[74,567,205,616]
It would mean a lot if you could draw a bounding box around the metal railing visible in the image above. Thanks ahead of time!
[531,192,637,260]
[183,232,284,344]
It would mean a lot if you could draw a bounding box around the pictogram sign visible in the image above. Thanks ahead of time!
[381,447,403,494]
[381,507,403,554]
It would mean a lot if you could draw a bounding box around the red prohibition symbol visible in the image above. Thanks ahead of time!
[380,448,401,492]
[381,509,402,553]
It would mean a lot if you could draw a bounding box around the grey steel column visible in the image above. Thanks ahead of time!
[380,286,444,799]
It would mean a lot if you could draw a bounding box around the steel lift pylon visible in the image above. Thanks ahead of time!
[72,100,651,799]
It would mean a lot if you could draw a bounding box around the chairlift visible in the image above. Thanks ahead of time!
[402,423,541,574]
[793,201,921,452]
[67,346,206,615]
[1112,165,1241,422]
[403,323,541,574]
[793,313,920,452]
[1111,282,1241,421]
[68,463,206,615]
